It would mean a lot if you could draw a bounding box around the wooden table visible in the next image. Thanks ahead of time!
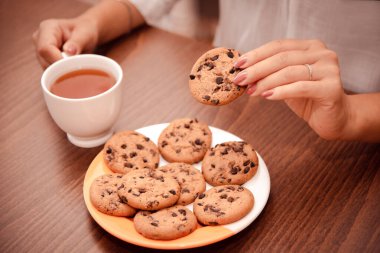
[1,1,379,252]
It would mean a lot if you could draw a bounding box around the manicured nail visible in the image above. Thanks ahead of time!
[233,70,247,85]
[246,84,257,95]
[234,56,247,68]
[261,90,274,98]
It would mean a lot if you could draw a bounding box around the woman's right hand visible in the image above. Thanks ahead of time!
[32,17,98,68]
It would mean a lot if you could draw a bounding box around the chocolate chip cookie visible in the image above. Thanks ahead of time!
[89,174,136,217]
[158,118,212,164]
[103,130,160,174]
[157,163,206,205]
[189,47,245,106]
[193,185,254,225]
[117,170,180,210]
[134,205,198,240]
[202,141,258,186]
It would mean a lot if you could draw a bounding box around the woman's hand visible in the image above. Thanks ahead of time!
[32,17,98,68]
[233,39,351,140]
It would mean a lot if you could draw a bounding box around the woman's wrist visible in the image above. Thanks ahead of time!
[341,93,380,142]
[78,0,145,45]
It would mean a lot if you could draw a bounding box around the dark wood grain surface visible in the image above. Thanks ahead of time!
[1,1,379,252]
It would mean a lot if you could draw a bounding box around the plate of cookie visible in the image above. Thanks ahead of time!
[83,119,270,249]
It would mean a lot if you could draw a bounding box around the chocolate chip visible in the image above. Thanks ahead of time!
[106,147,113,154]
[227,51,234,58]
[124,162,133,168]
[147,200,159,208]
[250,161,256,167]
[136,144,144,150]
[202,95,211,101]
[209,151,215,156]
[211,99,220,105]
[221,149,228,155]
[189,74,196,80]
[216,77,224,84]
[195,139,203,145]
[197,203,203,206]
[198,193,206,199]
[143,158,147,163]
[204,62,215,70]
[169,190,176,195]
[184,123,190,128]
[211,55,219,61]
[237,186,244,192]
[220,194,227,199]
[155,163,159,168]
[117,183,125,190]
[211,164,215,168]
[230,167,238,175]
[243,160,250,166]
[161,140,168,148]
[244,167,250,174]
[178,209,186,215]
[144,137,150,141]
[213,86,221,93]
[121,144,127,149]
[181,188,190,193]
[139,189,146,193]
[150,222,158,227]
[229,67,236,74]
[197,65,203,72]
[175,149,181,154]
[119,195,128,203]
[227,197,235,202]
[171,212,178,217]
[210,206,221,212]
[130,152,137,158]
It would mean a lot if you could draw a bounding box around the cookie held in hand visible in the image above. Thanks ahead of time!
[189,47,245,106]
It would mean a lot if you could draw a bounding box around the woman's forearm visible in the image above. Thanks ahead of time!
[79,0,145,45]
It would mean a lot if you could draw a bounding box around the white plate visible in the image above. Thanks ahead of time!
[83,123,270,249]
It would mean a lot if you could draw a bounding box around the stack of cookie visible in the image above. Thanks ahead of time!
[89,118,258,240]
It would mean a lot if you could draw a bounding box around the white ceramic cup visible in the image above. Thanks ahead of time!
[41,54,124,148]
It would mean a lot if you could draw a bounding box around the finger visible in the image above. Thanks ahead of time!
[262,81,324,100]
[253,64,322,96]
[234,50,320,86]
[36,54,51,69]
[62,26,93,55]
[234,39,312,69]
[35,22,64,64]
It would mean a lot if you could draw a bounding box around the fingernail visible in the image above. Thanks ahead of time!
[233,70,247,85]
[63,44,77,55]
[246,84,257,95]
[261,90,274,98]
[234,56,247,68]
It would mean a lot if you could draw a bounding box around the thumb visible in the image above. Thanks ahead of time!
[62,28,92,56]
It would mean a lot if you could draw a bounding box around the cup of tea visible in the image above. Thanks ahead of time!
[41,54,124,148]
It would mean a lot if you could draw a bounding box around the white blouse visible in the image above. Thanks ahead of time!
[130,0,380,93]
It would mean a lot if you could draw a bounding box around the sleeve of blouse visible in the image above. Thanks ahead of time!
[129,0,178,26]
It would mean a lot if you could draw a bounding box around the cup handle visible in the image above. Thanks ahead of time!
[61,52,69,58]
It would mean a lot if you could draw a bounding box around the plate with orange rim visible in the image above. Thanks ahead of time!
[83,123,271,250]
